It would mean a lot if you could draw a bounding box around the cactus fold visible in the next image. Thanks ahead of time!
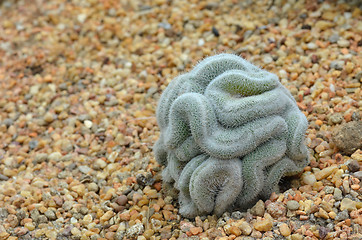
[154,53,309,218]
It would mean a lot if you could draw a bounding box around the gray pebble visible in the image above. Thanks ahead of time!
[44,209,56,221]
[0,208,9,219]
[347,160,360,173]
[323,186,335,194]
[37,215,48,224]
[328,34,339,43]
[28,140,38,150]
[330,60,344,70]
[79,165,92,174]
[0,174,9,181]
[2,118,14,127]
[353,171,362,181]
[329,113,343,125]
[287,200,300,211]
[335,209,349,221]
[334,188,343,201]
[231,211,244,220]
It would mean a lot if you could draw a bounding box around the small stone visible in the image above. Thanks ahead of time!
[348,160,360,172]
[340,198,357,211]
[48,152,62,162]
[263,55,273,64]
[336,209,349,221]
[253,218,272,232]
[337,39,350,48]
[83,214,93,225]
[44,209,56,221]
[328,34,339,43]
[329,113,343,124]
[126,223,144,238]
[94,159,107,169]
[44,112,54,123]
[318,208,329,219]
[115,195,128,206]
[143,229,154,239]
[0,174,9,181]
[100,210,114,223]
[291,233,303,240]
[71,184,86,196]
[302,172,316,185]
[279,223,291,237]
[190,226,203,235]
[286,200,300,211]
[266,202,286,218]
[351,150,362,162]
[34,153,48,164]
[334,188,343,200]
[314,166,338,180]
[330,60,344,70]
[84,120,93,128]
[353,171,362,181]
[79,165,92,174]
[319,226,329,239]
[315,20,334,30]
[71,227,81,236]
[239,221,252,235]
[87,182,99,192]
[332,121,362,155]
[307,42,317,50]
[24,222,35,231]
[77,14,87,23]
[231,211,243,220]
[250,200,265,217]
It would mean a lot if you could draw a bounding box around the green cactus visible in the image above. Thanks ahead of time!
[154,53,309,218]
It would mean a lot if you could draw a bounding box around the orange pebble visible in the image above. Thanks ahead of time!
[315,119,323,125]
[351,184,360,190]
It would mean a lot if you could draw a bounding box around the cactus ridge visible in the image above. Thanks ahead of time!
[154,54,309,217]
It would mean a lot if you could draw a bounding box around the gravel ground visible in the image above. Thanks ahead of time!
[0,0,361,240]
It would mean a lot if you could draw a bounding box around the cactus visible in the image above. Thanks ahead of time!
[154,53,309,218]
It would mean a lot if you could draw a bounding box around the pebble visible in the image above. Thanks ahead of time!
[332,121,362,154]
[347,160,360,172]
[337,39,350,48]
[239,221,252,235]
[48,152,62,162]
[330,60,344,70]
[314,166,338,180]
[126,223,144,238]
[253,218,272,232]
[250,200,265,217]
[266,202,286,218]
[115,195,128,206]
[302,172,316,185]
[328,34,340,43]
[44,210,56,221]
[279,223,291,237]
[340,198,357,211]
[287,200,300,211]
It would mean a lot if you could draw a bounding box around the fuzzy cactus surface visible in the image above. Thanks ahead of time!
[154,53,309,218]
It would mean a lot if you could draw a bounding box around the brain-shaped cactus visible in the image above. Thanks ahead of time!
[154,54,309,218]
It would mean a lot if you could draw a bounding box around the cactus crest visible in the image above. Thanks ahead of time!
[154,54,309,218]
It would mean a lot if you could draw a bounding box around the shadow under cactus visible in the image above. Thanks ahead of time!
[154,53,309,218]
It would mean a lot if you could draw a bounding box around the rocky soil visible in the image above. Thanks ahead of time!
[0,0,361,240]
